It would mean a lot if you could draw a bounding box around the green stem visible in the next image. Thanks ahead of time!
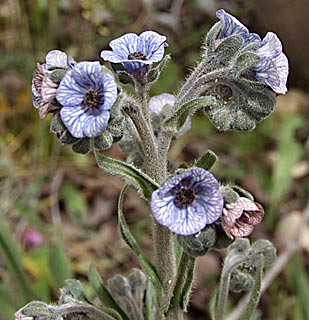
[215,255,248,320]
[122,93,177,316]
[138,83,151,124]
[165,253,196,318]
[240,255,264,320]
[56,301,115,320]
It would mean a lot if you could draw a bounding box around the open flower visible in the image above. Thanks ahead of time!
[148,93,191,137]
[151,168,223,235]
[100,31,168,81]
[222,197,264,239]
[215,9,289,94]
[56,61,117,138]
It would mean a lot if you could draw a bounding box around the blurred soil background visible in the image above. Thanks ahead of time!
[0,1,309,319]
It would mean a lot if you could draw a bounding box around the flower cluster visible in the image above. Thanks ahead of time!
[216,9,289,94]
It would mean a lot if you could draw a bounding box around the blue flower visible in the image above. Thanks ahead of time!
[216,9,289,94]
[148,93,191,137]
[100,31,168,81]
[254,32,289,94]
[151,168,223,235]
[56,61,117,138]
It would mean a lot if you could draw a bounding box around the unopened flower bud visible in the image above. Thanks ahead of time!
[229,269,254,292]
[177,225,217,257]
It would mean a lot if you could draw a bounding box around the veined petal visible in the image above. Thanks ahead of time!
[138,31,167,62]
[82,111,110,137]
[216,9,249,40]
[100,51,124,63]
[109,33,139,59]
[45,50,69,69]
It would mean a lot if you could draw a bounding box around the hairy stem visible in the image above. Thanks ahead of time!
[215,255,248,320]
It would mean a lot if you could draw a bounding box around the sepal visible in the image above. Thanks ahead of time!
[164,96,216,133]
[177,225,216,257]
[146,54,171,84]
[111,63,135,86]
[213,35,244,65]
[203,21,223,54]
[194,149,218,170]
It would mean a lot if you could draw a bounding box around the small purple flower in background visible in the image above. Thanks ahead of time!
[56,61,117,138]
[22,228,43,249]
[148,93,191,137]
[215,9,289,94]
[32,50,75,118]
[222,197,264,239]
[151,168,223,235]
[101,31,168,82]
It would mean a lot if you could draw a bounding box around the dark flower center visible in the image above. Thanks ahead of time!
[84,88,102,108]
[175,188,196,207]
[128,51,147,60]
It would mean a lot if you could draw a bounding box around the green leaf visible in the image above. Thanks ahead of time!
[88,264,129,320]
[147,54,171,84]
[268,115,304,221]
[64,279,91,303]
[287,253,309,320]
[194,149,218,171]
[94,151,160,200]
[61,182,87,219]
[163,96,216,132]
[0,282,15,317]
[48,242,72,288]
[118,184,163,293]
[0,218,36,304]
[145,281,157,320]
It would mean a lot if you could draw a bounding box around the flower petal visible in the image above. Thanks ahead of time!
[138,31,167,62]
[45,50,69,69]
[216,9,249,40]
[109,33,139,59]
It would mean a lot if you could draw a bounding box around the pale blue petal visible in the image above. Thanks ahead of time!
[45,50,69,69]
[216,9,249,40]
[148,93,176,114]
[100,50,124,63]
[109,33,139,59]
[138,31,167,62]
[82,111,110,137]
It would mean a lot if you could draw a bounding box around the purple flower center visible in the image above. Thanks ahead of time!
[128,51,147,60]
[84,88,103,108]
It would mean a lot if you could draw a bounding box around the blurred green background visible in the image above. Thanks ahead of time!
[0,1,308,319]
